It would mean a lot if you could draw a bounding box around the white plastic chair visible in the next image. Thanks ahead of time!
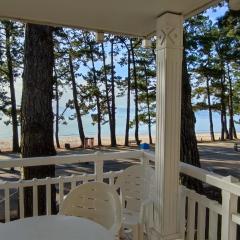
[115,165,155,240]
[59,182,122,236]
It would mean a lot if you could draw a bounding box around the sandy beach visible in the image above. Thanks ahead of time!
[0,132,238,152]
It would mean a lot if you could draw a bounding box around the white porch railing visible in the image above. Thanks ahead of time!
[0,150,145,222]
[180,162,240,240]
[0,150,240,239]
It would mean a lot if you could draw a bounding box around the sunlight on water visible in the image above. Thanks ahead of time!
[1,110,239,139]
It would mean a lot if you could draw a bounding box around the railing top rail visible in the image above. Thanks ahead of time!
[180,162,240,196]
[143,152,240,196]
[0,150,144,168]
[1,150,240,196]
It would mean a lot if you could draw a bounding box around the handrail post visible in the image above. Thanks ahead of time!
[95,152,104,182]
[221,176,238,240]
[179,186,186,238]
[141,150,150,166]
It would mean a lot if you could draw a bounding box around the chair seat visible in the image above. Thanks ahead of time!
[122,209,140,226]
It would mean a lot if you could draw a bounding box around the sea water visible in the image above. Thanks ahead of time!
[0,109,239,139]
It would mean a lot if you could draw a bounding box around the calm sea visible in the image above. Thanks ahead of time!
[0,108,239,139]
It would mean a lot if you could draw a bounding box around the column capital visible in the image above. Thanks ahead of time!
[156,13,183,50]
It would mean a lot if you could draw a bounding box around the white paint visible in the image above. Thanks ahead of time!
[60,182,122,236]
[154,13,183,240]
[115,165,155,240]
[221,176,238,240]
[142,39,152,49]
[95,32,104,43]
[0,0,221,37]
[0,215,114,240]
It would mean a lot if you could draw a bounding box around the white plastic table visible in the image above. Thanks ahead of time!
[0,215,114,240]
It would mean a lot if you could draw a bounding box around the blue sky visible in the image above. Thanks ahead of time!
[205,2,228,21]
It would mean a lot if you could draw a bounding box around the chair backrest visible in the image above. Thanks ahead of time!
[115,165,155,212]
[60,182,122,235]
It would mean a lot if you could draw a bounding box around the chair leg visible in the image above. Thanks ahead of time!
[132,225,139,240]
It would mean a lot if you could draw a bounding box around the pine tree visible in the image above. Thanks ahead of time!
[0,21,23,152]
[21,24,56,216]
[54,28,86,146]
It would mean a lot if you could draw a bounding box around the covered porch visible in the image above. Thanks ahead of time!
[0,0,240,239]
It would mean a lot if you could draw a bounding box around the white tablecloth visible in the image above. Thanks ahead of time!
[0,215,114,240]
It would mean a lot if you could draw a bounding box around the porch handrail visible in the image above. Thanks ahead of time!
[143,151,240,196]
[180,162,240,196]
[0,150,143,169]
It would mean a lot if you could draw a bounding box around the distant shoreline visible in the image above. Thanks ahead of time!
[0,132,238,152]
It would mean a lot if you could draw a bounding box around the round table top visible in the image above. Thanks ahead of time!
[0,215,114,240]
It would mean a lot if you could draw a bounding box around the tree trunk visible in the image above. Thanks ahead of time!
[130,39,140,145]
[89,44,102,146]
[125,50,131,146]
[181,37,202,192]
[21,24,57,217]
[227,64,237,139]
[101,43,113,145]
[5,23,19,152]
[110,40,117,147]
[206,77,215,141]
[143,64,153,144]
[54,70,60,148]
[220,73,229,140]
[69,54,85,146]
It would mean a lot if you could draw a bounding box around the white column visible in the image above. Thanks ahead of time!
[154,13,183,240]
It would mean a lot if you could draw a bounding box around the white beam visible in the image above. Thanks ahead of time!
[95,32,104,43]
[229,0,240,10]
[154,13,183,240]
[142,39,152,48]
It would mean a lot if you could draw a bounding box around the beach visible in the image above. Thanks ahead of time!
[0,132,238,152]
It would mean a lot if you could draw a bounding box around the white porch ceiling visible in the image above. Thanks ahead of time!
[0,0,221,37]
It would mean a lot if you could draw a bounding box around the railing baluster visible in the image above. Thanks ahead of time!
[209,209,218,240]
[179,186,186,238]
[197,200,206,240]
[140,151,149,166]
[19,183,24,219]
[71,175,76,190]
[46,178,51,215]
[109,172,114,185]
[186,197,195,240]
[32,179,38,216]
[4,185,10,222]
[59,177,64,210]
[95,152,103,182]
[221,176,238,240]
[82,174,87,184]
